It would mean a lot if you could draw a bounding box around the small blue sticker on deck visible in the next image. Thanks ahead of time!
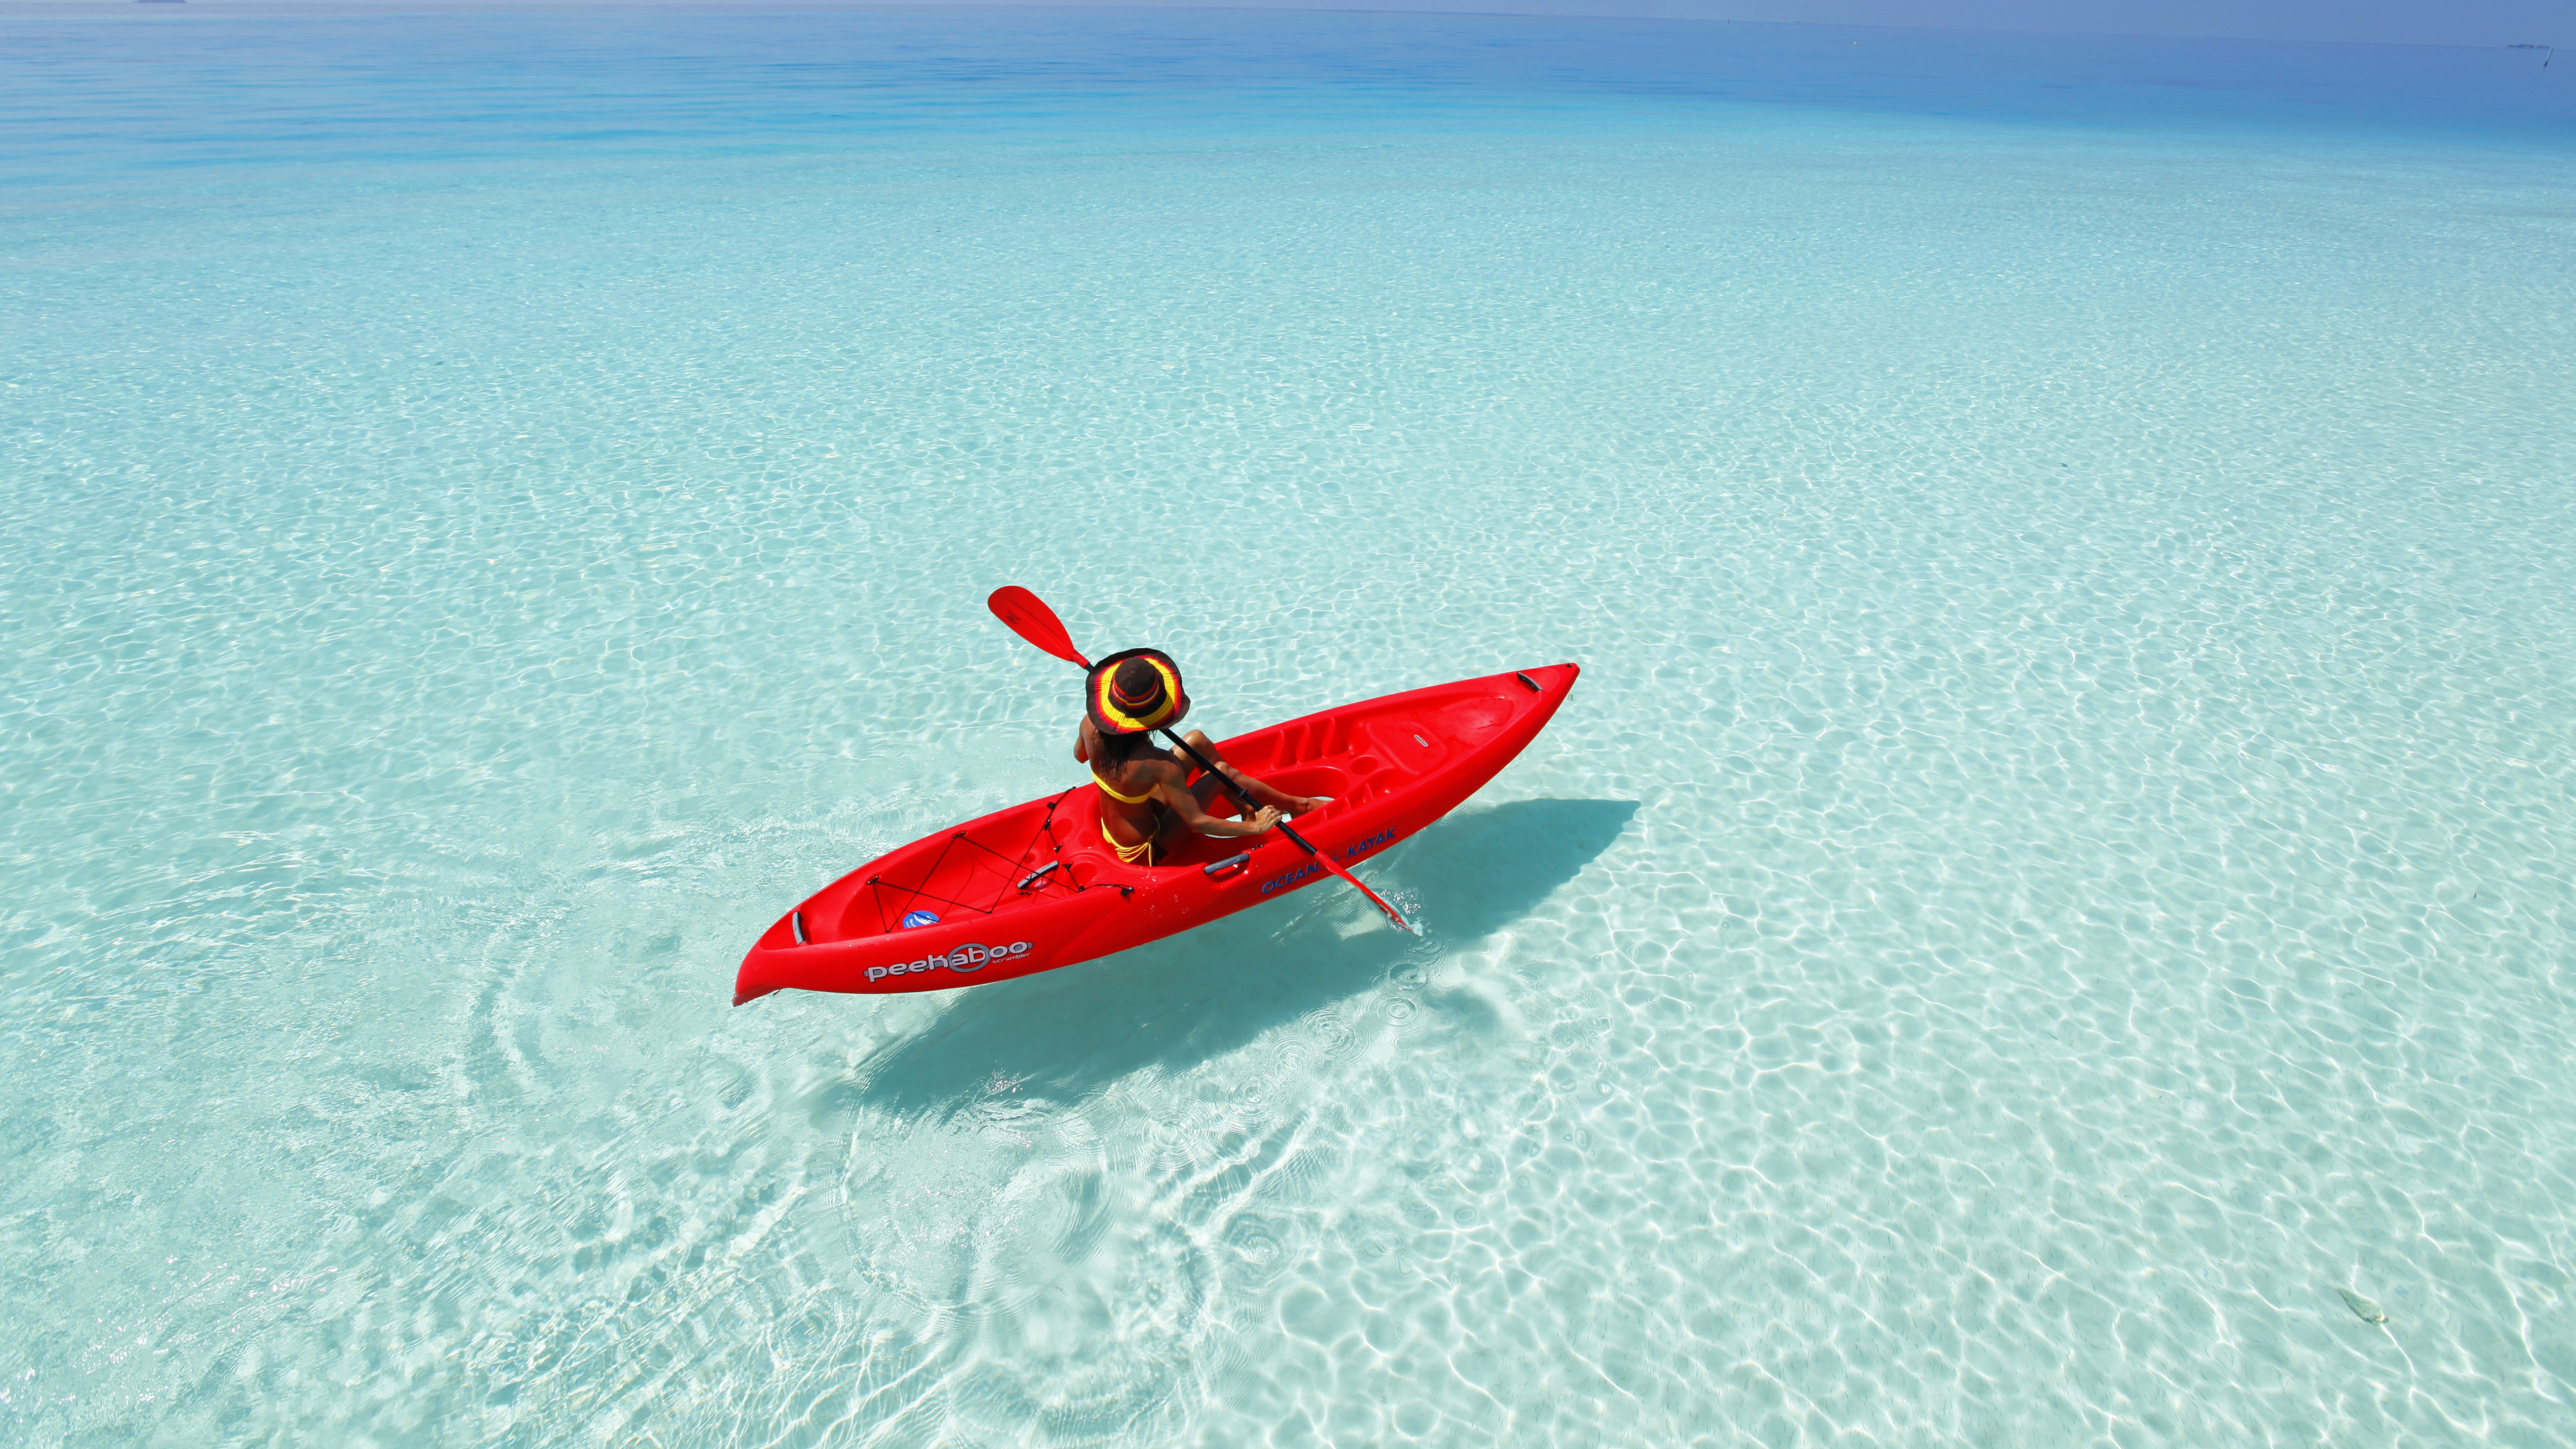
[900,910,940,930]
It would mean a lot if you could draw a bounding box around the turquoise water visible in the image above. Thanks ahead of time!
[7,5,2575,1443]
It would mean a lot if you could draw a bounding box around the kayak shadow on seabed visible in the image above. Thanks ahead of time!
[841,797,1639,1120]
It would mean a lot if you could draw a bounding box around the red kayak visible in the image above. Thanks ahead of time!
[733,662,1578,1004]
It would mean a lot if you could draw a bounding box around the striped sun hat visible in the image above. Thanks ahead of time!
[1085,648,1186,736]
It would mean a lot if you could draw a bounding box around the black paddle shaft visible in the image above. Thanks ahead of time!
[1159,729,1326,859]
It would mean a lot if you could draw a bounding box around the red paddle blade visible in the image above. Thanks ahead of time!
[1320,852,1417,934]
[988,586,1091,668]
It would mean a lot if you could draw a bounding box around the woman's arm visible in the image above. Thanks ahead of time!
[1159,772,1281,839]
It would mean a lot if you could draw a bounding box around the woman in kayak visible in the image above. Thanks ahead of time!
[1076,648,1322,867]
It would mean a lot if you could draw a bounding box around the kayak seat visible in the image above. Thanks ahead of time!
[1071,764,1364,871]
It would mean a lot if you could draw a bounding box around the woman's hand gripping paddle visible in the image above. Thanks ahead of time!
[985,586,1417,935]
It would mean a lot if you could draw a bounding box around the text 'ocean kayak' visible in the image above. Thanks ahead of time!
[733,662,1577,1004]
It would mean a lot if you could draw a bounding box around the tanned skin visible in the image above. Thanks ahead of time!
[1075,693,1323,860]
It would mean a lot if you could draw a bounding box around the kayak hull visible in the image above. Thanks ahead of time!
[733,662,1577,1004]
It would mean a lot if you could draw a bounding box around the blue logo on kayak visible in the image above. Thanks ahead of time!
[1340,828,1397,861]
[1261,862,1323,896]
[900,910,940,930]
[1260,829,1399,895]
[867,940,1031,983]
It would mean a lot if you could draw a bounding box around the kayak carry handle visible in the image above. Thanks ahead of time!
[1203,852,1252,880]
[1515,671,1541,692]
[1016,861,1062,892]
[790,910,808,946]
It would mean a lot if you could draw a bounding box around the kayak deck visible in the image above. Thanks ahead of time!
[733,662,1576,1003]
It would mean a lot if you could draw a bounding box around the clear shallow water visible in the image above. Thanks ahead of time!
[5,5,2574,1444]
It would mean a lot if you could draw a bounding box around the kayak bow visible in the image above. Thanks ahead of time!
[733,662,1576,1004]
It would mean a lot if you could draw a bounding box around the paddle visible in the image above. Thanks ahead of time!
[986,585,1417,934]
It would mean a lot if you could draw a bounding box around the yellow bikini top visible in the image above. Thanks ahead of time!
[1092,771,1156,805]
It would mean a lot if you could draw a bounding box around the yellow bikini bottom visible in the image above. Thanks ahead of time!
[1102,820,1155,866]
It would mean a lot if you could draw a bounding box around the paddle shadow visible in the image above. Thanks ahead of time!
[834,797,1638,1124]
